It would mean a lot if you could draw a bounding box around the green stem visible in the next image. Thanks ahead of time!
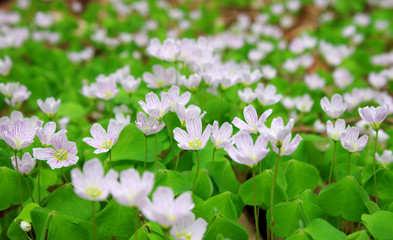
[15,151,24,209]
[298,200,310,226]
[328,141,337,184]
[373,130,379,205]
[144,135,148,171]
[270,152,280,240]
[109,150,112,169]
[40,212,53,240]
[175,148,180,171]
[347,152,351,176]
[166,114,175,156]
[24,176,35,203]
[61,168,69,183]
[207,148,216,175]
[38,161,41,205]
[192,151,200,193]
[134,208,138,240]
[92,201,98,240]
[155,133,158,173]
[253,168,260,240]
[164,228,170,240]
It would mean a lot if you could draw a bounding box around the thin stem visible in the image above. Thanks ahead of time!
[373,130,379,205]
[270,152,280,240]
[144,135,148,171]
[164,228,170,240]
[253,168,260,240]
[24,176,35,203]
[192,151,200,193]
[61,168,69,183]
[14,151,24,209]
[328,141,337,184]
[207,148,216,175]
[38,161,41,205]
[109,150,112,169]
[347,152,352,176]
[175,148,180,171]
[166,114,175,156]
[134,208,138,240]
[298,201,310,226]
[155,133,158,173]
[92,201,98,240]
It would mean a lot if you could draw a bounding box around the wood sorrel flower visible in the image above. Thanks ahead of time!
[83,120,120,154]
[238,87,256,104]
[232,104,272,133]
[262,117,294,146]
[326,119,347,141]
[341,127,369,152]
[0,55,12,76]
[71,158,118,201]
[320,94,348,118]
[175,104,206,126]
[358,105,389,131]
[94,75,119,100]
[0,118,38,151]
[119,75,141,94]
[375,150,393,164]
[173,118,212,150]
[255,83,282,106]
[142,65,176,89]
[11,152,36,174]
[135,112,165,135]
[225,132,270,166]
[141,187,194,228]
[271,133,302,156]
[138,92,170,119]
[170,212,207,240]
[210,121,233,149]
[37,121,66,146]
[37,97,61,116]
[33,133,78,169]
[111,168,154,208]
[165,85,191,112]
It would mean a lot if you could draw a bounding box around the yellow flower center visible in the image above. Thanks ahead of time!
[54,149,68,161]
[101,140,112,149]
[176,231,191,240]
[156,79,166,88]
[189,139,202,149]
[86,186,102,199]
[104,91,113,99]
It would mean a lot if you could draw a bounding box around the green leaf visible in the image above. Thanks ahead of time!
[347,230,370,240]
[204,214,248,240]
[57,102,87,118]
[266,195,324,238]
[7,203,39,240]
[154,170,192,196]
[210,160,240,194]
[191,169,214,200]
[316,176,370,221]
[0,167,34,211]
[365,201,380,215]
[42,183,99,220]
[96,199,139,240]
[285,160,320,199]
[31,207,93,240]
[363,167,393,200]
[238,169,286,209]
[362,211,393,240]
[202,192,238,221]
[111,124,169,162]
[287,218,346,240]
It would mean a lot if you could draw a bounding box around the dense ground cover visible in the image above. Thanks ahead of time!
[1,0,393,239]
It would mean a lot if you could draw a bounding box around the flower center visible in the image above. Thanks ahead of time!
[86,186,102,199]
[156,79,166,88]
[104,91,113,99]
[101,140,112,149]
[188,139,202,149]
[54,149,68,161]
[176,230,192,240]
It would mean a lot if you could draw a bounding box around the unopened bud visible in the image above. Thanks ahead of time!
[20,221,31,232]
